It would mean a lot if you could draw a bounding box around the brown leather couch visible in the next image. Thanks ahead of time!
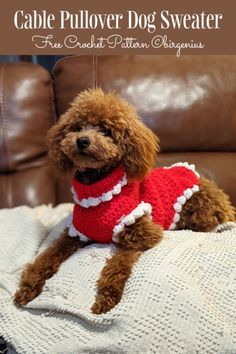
[0,55,236,208]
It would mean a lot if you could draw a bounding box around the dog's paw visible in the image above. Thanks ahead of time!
[14,285,40,306]
[91,293,118,314]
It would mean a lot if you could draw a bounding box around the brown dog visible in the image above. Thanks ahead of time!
[14,89,235,314]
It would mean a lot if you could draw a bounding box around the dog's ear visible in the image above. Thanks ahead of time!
[47,118,74,173]
[123,118,159,181]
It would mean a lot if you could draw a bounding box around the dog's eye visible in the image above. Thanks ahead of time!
[75,126,82,132]
[103,128,112,137]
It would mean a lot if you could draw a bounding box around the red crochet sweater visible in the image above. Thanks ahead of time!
[68,163,200,243]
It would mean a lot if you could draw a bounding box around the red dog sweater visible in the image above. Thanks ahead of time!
[68,163,200,243]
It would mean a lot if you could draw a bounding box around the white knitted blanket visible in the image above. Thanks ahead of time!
[0,205,235,354]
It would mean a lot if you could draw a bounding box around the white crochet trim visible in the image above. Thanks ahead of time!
[168,184,200,231]
[112,202,152,242]
[164,162,200,178]
[67,214,90,242]
[163,162,200,230]
[71,174,128,208]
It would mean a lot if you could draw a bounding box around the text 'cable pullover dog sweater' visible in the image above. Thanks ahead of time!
[68,163,200,243]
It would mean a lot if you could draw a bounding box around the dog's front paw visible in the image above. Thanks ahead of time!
[14,285,41,306]
[91,291,120,314]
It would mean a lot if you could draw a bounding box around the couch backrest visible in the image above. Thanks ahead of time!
[53,55,236,205]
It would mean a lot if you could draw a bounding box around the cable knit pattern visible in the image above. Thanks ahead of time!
[69,163,200,243]
[0,205,236,354]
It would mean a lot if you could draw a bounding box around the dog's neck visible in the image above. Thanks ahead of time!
[74,164,120,185]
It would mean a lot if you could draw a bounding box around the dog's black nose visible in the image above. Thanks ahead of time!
[76,137,90,150]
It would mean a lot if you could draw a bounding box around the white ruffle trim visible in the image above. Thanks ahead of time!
[112,202,152,242]
[163,162,200,230]
[168,184,200,230]
[67,214,90,242]
[164,162,200,178]
[71,174,127,208]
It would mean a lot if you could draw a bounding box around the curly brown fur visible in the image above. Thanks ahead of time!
[14,231,92,305]
[47,88,159,181]
[15,88,235,314]
[91,215,163,314]
[177,177,235,232]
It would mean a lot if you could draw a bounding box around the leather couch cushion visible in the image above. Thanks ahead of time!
[0,162,55,207]
[0,62,56,207]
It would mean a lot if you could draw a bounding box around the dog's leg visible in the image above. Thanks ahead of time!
[91,216,163,314]
[177,177,236,232]
[14,230,91,305]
